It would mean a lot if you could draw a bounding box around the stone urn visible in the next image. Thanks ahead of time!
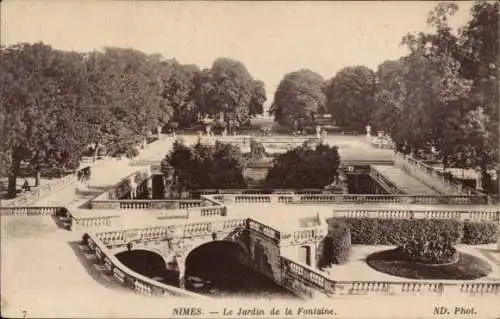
[205,125,212,136]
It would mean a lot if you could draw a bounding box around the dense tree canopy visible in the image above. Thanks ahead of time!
[195,58,266,133]
[165,140,246,191]
[271,69,326,129]
[366,1,498,193]
[326,66,377,132]
[265,142,341,188]
[0,43,90,194]
[0,43,264,198]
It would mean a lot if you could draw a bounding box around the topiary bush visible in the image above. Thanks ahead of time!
[329,218,464,265]
[462,221,499,244]
[397,219,463,264]
[331,218,464,246]
[319,220,351,268]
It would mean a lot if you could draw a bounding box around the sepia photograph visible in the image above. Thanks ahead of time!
[0,0,499,318]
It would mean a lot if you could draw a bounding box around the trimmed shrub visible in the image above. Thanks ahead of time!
[462,221,499,244]
[397,219,463,264]
[329,218,464,264]
[319,220,351,268]
[330,218,464,246]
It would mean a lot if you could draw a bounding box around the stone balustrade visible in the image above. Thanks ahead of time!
[84,233,206,298]
[281,257,500,297]
[248,219,281,243]
[211,193,488,205]
[3,173,78,207]
[0,206,64,216]
[331,209,499,222]
[90,199,203,210]
[198,206,227,217]
[369,166,406,194]
[72,215,120,230]
[394,153,493,201]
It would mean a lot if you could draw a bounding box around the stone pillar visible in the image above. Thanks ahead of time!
[365,124,371,137]
[315,125,321,138]
[205,125,211,136]
[177,257,186,289]
[475,169,483,191]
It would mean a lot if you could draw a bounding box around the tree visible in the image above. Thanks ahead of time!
[371,59,406,135]
[326,66,377,132]
[249,80,266,117]
[166,140,246,191]
[0,43,90,195]
[160,61,200,127]
[265,142,341,188]
[199,58,258,134]
[272,69,326,130]
[457,1,499,182]
[82,47,165,158]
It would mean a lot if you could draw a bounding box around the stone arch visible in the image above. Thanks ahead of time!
[115,249,172,280]
[184,239,250,266]
[113,246,172,269]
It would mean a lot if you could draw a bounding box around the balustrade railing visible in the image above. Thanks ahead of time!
[0,206,64,216]
[3,173,78,207]
[394,153,494,202]
[331,208,499,222]
[90,199,203,210]
[280,257,500,297]
[84,233,206,298]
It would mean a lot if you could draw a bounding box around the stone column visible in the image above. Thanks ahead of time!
[475,169,483,191]
[177,257,186,289]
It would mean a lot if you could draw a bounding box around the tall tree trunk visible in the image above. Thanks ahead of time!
[93,142,99,161]
[35,167,41,187]
[7,150,22,198]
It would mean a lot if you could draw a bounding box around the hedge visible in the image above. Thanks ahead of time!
[318,220,351,268]
[328,218,498,245]
[462,221,499,245]
[343,218,464,264]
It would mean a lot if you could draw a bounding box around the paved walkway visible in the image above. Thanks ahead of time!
[372,165,438,195]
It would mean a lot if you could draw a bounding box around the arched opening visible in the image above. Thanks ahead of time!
[185,241,294,298]
[115,249,178,286]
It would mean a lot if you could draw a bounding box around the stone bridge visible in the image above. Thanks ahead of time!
[88,213,328,293]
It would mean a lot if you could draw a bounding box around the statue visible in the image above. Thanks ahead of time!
[365,124,371,137]
[315,125,321,138]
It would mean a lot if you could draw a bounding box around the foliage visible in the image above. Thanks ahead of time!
[0,43,90,194]
[272,69,326,129]
[165,139,246,191]
[265,142,340,188]
[462,221,498,245]
[332,218,464,248]
[326,66,377,132]
[367,249,491,280]
[194,58,265,134]
[321,220,351,266]
[366,1,498,186]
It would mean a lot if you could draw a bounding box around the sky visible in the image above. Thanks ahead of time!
[1,0,475,109]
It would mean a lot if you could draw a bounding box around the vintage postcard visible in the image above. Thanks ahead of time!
[1,0,499,318]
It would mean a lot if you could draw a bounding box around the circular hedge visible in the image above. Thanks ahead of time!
[366,248,492,280]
